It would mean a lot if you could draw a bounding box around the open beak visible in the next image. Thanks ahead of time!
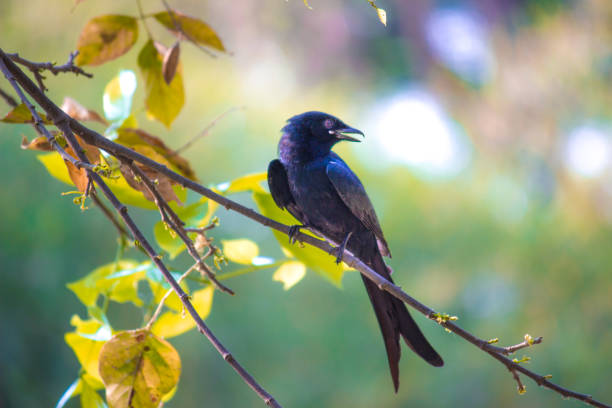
[331,127,364,142]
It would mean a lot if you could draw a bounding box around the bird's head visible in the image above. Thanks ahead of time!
[280,111,364,162]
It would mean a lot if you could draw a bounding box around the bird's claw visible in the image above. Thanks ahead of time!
[288,224,306,244]
[334,232,353,264]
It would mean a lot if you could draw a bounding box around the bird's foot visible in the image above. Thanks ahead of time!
[333,232,353,264]
[288,224,307,244]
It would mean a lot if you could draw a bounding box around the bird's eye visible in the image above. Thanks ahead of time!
[323,119,335,129]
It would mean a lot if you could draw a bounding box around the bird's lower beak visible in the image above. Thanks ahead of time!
[333,127,364,142]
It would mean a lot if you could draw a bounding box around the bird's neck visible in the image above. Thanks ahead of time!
[278,129,333,165]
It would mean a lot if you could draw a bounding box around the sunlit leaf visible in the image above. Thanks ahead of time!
[222,239,259,265]
[153,10,225,52]
[151,286,214,338]
[103,70,137,122]
[1,103,51,124]
[75,15,139,66]
[367,0,387,26]
[67,260,144,307]
[253,191,347,287]
[99,329,181,408]
[61,97,108,126]
[218,172,267,194]
[138,39,184,128]
[65,316,107,382]
[21,135,53,151]
[80,378,107,408]
[273,261,306,290]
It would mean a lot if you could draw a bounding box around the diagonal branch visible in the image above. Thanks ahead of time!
[1,47,610,408]
[0,50,282,408]
[124,160,234,294]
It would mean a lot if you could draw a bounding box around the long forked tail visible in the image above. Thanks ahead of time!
[360,249,443,392]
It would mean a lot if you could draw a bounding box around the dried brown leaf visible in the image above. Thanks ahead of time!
[116,128,196,180]
[119,163,182,205]
[64,137,101,192]
[163,42,181,85]
[61,97,108,125]
[21,135,53,151]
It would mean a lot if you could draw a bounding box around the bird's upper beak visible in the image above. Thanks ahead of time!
[330,126,364,142]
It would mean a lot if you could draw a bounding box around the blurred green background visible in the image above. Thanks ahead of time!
[1,0,612,407]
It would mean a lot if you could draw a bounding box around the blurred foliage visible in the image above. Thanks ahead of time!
[1,0,611,408]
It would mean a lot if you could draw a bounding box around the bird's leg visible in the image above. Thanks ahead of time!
[288,224,308,244]
[334,231,353,264]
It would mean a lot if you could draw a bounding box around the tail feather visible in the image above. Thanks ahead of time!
[360,247,443,392]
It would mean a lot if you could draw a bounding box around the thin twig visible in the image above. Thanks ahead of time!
[125,161,234,294]
[145,262,198,330]
[8,51,92,92]
[136,0,153,38]
[0,50,282,408]
[173,106,243,155]
[0,87,17,107]
[90,190,131,239]
[2,47,610,408]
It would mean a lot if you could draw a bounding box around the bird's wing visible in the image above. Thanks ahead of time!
[267,159,306,222]
[326,160,391,257]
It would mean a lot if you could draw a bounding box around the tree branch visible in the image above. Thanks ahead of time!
[0,49,282,408]
[1,47,610,408]
[124,160,234,294]
[8,51,92,92]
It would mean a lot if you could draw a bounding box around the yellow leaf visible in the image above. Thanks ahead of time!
[153,10,225,52]
[151,286,214,338]
[220,172,267,194]
[66,260,143,307]
[273,261,306,290]
[38,153,74,186]
[222,239,259,264]
[65,317,106,382]
[76,15,139,66]
[80,378,105,408]
[99,329,181,408]
[376,7,387,26]
[1,103,52,124]
[138,39,184,128]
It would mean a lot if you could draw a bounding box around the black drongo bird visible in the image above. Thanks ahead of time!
[267,111,443,391]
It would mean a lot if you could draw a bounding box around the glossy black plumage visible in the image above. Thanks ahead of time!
[268,111,443,391]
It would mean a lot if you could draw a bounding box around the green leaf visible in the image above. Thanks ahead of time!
[253,191,348,287]
[1,103,51,124]
[103,70,137,122]
[151,286,213,338]
[273,261,306,290]
[153,198,209,258]
[99,329,181,408]
[67,260,145,307]
[222,239,259,265]
[138,39,184,128]
[75,15,139,66]
[153,10,225,52]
